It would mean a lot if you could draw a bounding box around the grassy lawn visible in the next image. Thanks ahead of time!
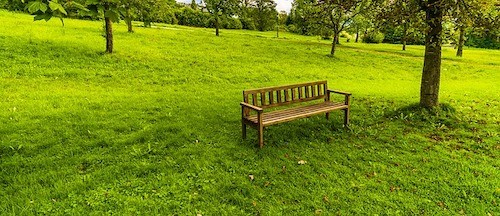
[0,10,499,215]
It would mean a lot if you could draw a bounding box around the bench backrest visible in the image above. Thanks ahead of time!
[243,81,328,108]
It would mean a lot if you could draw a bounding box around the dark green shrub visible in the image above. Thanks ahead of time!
[223,17,242,29]
[363,31,385,44]
[465,33,500,49]
[240,17,256,30]
[381,26,425,45]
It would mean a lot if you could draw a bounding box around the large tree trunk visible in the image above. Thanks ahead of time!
[125,8,133,33]
[215,16,220,36]
[402,22,408,51]
[105,17,113,53]
[456,25,465,57]
[330,32,339,55]
[355,29,359,43]
[420,0,443,108]
[126,19,133,33]
[104,3,113,53]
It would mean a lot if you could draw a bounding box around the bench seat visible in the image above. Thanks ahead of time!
[241,80,351,148]
[244,101,347,126]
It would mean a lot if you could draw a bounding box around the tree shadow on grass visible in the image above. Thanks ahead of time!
[385,103,468,130]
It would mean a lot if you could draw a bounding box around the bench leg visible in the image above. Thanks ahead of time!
[258,125,264,148]
[344,108,350,127]
[326,112,330,120]
[242,121,247,139]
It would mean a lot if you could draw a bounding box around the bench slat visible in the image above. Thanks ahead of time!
[243,81,329,109]
[277,90,282,103]
[247,102,345,120]
[260,92,265,106]
[269,91,274,105]
[243,80,327,95]
[244,101,347,126]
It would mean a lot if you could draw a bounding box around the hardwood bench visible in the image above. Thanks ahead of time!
[240,80,352,148]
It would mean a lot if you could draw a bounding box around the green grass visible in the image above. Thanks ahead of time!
[0,10,499,215]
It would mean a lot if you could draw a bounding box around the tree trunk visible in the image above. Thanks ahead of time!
[456,25,465,57]
[126,19,133,33]
[402,22,407,51]
[276,14,279,38]
[215,16,220,36]
[330,32,339,55]
[105,17,113,53]
[355,30,359,43]
[420,0,443,108]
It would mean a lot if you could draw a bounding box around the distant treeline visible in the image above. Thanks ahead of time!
[2,0,498,49]
[285,0,500,49]
[0,0,279,31]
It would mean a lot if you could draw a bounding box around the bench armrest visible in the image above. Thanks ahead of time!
[327,90,351,106]
[327,90,352,96]
[240,102,263,113]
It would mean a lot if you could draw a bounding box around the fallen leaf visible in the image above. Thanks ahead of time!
[298,160,307,165]
[252,201,257,206]
[315,209,322,215]
[366,171,377,178]
[322,195,329,203]
[282,165,286,173]
[284,153,289,158]
[248,175,254,181]
[264,181,271,187]
[437,201,446,208]
[390,186,400,192]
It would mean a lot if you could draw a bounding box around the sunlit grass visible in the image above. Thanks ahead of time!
[0,10,499,214]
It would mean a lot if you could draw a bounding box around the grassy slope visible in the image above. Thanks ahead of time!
[0,10,499,215]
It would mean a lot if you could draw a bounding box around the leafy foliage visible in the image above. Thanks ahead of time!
[248,0,277,31]
[202,0,239,35]
[362,30,384,43]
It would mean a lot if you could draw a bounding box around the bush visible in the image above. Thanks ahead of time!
[240,18,256,30]
[175,8,209,28]
[0,0,24,11]
[363,31,385,44]
[465,33,500,49]
[339,31,351,38]
[223,17,242,29]
[381,26,425,45]
[152,10,177,25]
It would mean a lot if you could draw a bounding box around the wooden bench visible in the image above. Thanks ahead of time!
[240,81,351,148]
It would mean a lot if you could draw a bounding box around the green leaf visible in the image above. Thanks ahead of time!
[49,1,67,15]
[28,1,48,13]
[86,0,100,5]
[33,14,46,21]
[65,1,89,12]
[104,10,120,22]
[33,13,52,21]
